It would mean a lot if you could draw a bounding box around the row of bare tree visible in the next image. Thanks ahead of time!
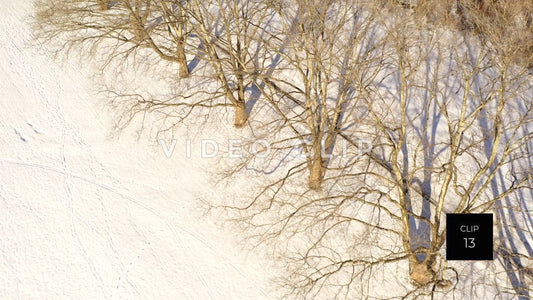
[34,0,533,298]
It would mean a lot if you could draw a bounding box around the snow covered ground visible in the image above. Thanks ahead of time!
[2,1,532,299]
[0,1,274,298]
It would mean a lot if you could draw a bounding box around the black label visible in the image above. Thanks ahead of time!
[446,213,493,260]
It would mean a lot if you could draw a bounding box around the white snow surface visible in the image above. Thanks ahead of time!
[0,1,274,299]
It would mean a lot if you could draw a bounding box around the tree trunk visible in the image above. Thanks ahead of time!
[234,102,248,128]
[308,149,325,190]
[177,47,189,78]
[176,9,189,78]
[97,0,108,10]
[130,14,146,42]
[409,256,435,285]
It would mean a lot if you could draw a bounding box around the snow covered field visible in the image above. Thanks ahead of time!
[0,1,275,298]
[2,0,533,299]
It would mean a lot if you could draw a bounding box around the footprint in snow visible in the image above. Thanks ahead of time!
[14,128,27,142]
[27,122,42,134]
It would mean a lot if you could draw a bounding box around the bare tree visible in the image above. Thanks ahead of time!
[242,0,388,189]
[34,0,279,128]
[34,0,191,77]
[341,2,533,290]
[184,0,274,127]
[212,2,532,298]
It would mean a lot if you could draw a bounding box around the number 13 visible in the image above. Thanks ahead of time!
[464,238,475,248]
